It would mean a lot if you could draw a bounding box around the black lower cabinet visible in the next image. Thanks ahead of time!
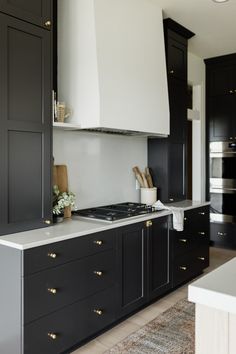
[148,217,171,300]
[211,222,236,249]
[24,287,117,354]
[172,206,210,288]
[117,222,148,317]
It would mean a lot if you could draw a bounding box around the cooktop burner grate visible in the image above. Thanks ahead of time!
[73,202,155,221]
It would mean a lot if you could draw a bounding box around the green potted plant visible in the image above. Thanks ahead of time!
[53,185,76,223]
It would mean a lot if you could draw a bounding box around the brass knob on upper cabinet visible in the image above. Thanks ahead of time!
[48,288,57,295]
[94,309,103,316]
[44,220,51,225]
[48,333,57,340]
[146,220,153,227]
[45,20,51,28]
[48,253,57,259]
[170,70,174,74]
[94,240,103,246]
[94,271,103,277]
[184,217,187,221]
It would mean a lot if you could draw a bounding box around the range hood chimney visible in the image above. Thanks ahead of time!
[58,0,170,136]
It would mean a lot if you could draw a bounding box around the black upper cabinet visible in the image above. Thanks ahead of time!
[205,54,236,142]
[0,0,51,28]
[166,31,187,81]
[0,13,52,236]
[117,222,147,317]
[148,217,171,300]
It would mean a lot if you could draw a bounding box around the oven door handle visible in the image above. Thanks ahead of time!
[210,187,236,194]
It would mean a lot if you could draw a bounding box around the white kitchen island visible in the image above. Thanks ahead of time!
[189,258,236,354]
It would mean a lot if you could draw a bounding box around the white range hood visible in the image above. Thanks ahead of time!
[58,0,170,136]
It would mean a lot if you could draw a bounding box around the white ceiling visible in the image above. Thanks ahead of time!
[155,0,236,59]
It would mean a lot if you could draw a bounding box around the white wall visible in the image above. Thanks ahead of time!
[188,52,206,201]
[53,130,147,209]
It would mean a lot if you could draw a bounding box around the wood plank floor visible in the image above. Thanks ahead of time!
[72,247,236,354]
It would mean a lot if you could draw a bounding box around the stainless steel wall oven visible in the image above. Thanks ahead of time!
[210,141,236,223]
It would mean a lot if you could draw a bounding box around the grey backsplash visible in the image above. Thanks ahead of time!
[53,130,147,209]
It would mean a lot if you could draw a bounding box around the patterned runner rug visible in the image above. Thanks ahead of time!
[105,299,195,354]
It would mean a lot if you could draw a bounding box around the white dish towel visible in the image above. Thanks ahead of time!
[153,200,184,232]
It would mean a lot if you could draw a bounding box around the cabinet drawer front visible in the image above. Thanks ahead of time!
[210,222,236,249]
[183,206,209,232]
[24,230,115,275]
[25,250,116,323]
[172,232,194,256]
[24,287,117,354]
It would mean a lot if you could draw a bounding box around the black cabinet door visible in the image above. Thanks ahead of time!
[208,63,236,96]
[209,95,235,141]
[168,78,187,143]
[117,222,147,317]
[0,13,52,236]
[166,31,187,81]
[148,217,171,300]
[0,0,51,28]
[168,142,186,202]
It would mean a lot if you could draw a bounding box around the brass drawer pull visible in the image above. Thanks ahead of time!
[94,309,103,316]
[94,240,103,246]
[198,257,205,261]
[94,271,103,277]
[198,212,205,215]
[48,288,57,295]
[184,217,187,221]
[179,266,187,271]
[198,232,205,235]
[48,253,57,259]
[44,219,51,225]
[48,332,57,340]
[170,70,174,74]
[179,239,187,243]
[217,232,227,236]
[146,220,152,227]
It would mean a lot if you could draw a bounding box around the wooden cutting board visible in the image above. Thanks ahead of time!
[53,165,71,218]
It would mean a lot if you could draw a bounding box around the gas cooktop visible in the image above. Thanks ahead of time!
[73,202,155,222]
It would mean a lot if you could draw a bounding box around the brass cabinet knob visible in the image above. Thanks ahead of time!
[179,266,187,271]
[170,70,174,74]
[44,220,51,225]
[184,217,187,221]
[48,288,57,295]
[94,240,103,246]
[179,239,187,243]
[48,332,57,340]
[198,257,205,261]
[146,220,153,227]
[229,90,234,94]
[94,271,103,277]
[169,198,174,202]
[45,20,51,28]
[94,309,103,316]
[198,232,205,235]
[48,253,57,259]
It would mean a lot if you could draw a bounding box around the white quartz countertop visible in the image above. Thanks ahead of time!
[0,200,210,250]
[189,257,236,315]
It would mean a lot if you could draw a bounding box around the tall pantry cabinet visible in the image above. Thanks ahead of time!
[0,0,53,236]
[148,19,194,202]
